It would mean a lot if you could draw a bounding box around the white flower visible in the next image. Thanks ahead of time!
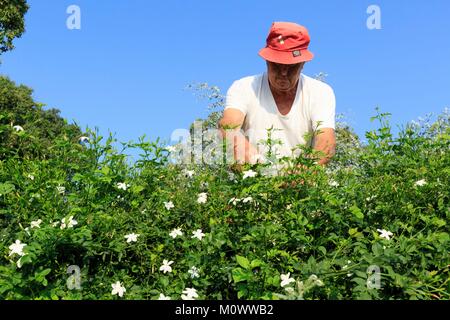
[30,219,42,229]
[229,197,240,206]
[16,256,24,268]
[158,293,171,300]
[197,192,208,204]
[188,266,200,279]
[60,216,78,229]
[414,179,427,187]
[377,229,394,240]
[169,228,183,239]
[191,229,205,241]
[13,125,24,132]
[160,259,174,273]
[365,195,376,201]
[342,260,352,270]
[116,182,130,190]
[200,181,209,188]
[329,180,339,187]
[111,281,126,297]
[280,273,295,287]
[184,170,195,178]
[124,233,139,243]
[56,185,65,194]
[181,287,198,300]
[243,169,257,179]
[27,174,35,180]
[284,287,295,294]
[309,274,324,286]
[9,240,27,257]
[165,145,176,153]
[286,204,293,210]
[242,196,253,203]
[51,221,60,227]
[79,136,90,143]
[164,201,174,210]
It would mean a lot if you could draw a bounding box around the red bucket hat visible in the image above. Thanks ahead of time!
[259,22,314,64]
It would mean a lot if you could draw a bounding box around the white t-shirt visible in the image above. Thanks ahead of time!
[224,72,336,159]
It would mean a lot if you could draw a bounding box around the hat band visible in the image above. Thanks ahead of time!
[266,45,309,52]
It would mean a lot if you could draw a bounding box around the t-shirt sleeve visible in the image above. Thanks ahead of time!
[224,79,248,116]
[310,84,336,130]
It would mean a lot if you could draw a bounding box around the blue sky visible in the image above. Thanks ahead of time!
[1,0,449,162]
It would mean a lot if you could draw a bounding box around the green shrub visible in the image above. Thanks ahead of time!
[1,104,449,300]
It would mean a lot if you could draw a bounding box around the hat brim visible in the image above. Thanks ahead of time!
[258,47,314,64]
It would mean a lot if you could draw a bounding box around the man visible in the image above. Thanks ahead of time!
[219,22,336,169]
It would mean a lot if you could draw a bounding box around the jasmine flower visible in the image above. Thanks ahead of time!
[280,273,295,287]
[191,229,205,241]
[160,259,174,273]
[111,281,126,297]
[169,228,183,239]
[124,233,139,243]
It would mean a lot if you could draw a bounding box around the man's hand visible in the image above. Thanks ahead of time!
[280,163,322,188]
[219,108,261,164]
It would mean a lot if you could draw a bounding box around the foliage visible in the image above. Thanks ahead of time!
[1,88,449,299]
[0,76,84,160]
[0,0,29,54]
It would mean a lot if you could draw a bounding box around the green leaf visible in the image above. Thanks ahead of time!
[317,246,327,255]
[40,268,51,277]
[436,232,449,244]
[236,255,250,269]
[372,243,384,256]
[349,205,364,220]
[349,228,360,237]
[431,218,446,228]
[0,182,15,195]
[250,259,263,269]
[100,166,111,175]
[72,173,85,183]
[232,268,252,283]
[159,277,169,287]
[237,290,247,299]
[131,185,145,194]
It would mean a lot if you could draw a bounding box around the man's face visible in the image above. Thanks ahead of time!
[266,61,305,92]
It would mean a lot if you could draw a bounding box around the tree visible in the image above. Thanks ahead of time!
[0,76,83,160]
[0,0,29,54]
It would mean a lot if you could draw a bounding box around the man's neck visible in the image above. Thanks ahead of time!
[269,79,298,102]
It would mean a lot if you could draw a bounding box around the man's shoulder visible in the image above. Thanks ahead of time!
[302,74,334,94]
[230,73,264,90]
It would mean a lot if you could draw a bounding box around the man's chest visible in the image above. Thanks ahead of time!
[274,98,295,116]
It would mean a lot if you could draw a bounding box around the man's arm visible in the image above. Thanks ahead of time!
[284,128,335,185]
[218,108,260,164]
[311,128,336,166]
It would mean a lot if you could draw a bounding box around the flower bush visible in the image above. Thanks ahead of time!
[0,107,449,300]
